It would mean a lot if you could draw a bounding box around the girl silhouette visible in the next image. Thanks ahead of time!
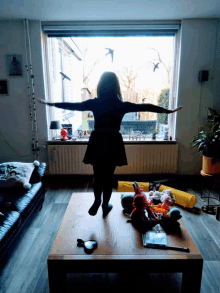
[38,71,182,217]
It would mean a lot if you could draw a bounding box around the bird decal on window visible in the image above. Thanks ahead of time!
[60,72,71,81]
[153,63,159,72]
[105,48,114,62]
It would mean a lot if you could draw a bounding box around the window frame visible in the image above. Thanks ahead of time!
[41,21,181,141]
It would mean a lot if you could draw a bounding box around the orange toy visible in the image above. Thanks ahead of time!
[151,194,172,217]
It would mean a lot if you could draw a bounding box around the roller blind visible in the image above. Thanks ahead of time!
[42,21,181,37]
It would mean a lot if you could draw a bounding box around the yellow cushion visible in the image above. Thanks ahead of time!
[158,185,197,208]
[117,181,197,209]
[117,181,150,192]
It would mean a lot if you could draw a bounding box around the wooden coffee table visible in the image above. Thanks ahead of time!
[47,192,203,293]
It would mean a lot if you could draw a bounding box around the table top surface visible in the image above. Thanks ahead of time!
[49,192,202,260]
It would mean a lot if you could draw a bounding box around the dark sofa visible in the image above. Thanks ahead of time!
[0,162,47,262]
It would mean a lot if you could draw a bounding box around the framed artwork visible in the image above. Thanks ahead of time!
[7,54,23,77]
[0,80,8,95]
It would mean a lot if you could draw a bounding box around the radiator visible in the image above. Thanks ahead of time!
[47,144,178,175]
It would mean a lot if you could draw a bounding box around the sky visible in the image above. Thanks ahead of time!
[71,36,174,93]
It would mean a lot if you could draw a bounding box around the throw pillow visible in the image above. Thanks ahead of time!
[0,161,40,189]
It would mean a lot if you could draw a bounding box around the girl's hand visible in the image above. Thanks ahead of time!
[37,98,47,105]
[37,98,55,106]
[171,106,183,113]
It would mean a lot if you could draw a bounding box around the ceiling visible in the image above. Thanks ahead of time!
[1,0,220,21]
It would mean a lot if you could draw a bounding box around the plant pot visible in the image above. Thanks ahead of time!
[202,156,220,175]
[152,133,156,140]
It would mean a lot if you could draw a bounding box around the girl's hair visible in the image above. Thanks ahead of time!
[97,71,123,101]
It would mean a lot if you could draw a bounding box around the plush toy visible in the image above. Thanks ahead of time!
[147,189,182,227]
[130,182,159,230]
[121,181,147,213]
[160,207,182,230]
[151,194,172,217]
[148,189,175,206]
[121,185,175,213]
[121,193,135,213]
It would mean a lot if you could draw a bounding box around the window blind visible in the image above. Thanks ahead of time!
[42,21,181,37]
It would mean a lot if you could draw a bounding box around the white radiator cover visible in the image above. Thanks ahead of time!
[47,144,178,175]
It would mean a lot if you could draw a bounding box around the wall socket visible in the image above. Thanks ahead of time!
[198,70,209,82]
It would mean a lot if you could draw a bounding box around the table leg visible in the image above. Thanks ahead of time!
[118,272,135,293]
[181,261,203,293]
[47,260,67,293]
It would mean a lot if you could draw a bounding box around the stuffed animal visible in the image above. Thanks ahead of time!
[148,189,182,226]
[121,193,135,213]
[131,193,159,230]
[130,182,160,230]
[151,194,172,217]
[121,181,145,213]
[121,183,176,216]
[148,189,175,206]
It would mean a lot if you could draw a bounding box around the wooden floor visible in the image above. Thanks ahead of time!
[0,175,220,293]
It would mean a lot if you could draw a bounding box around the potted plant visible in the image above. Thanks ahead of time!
[190,108,220,174]
[152,129,158,140]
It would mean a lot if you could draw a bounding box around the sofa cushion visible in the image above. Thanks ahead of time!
[0,162,36,189]
[29,162,46,184]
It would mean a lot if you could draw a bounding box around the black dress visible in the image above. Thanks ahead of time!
[55,98,161,167]
[83,130,127,166]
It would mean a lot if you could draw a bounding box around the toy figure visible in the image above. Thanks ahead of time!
[148,190,182,226]
[131,193,159,230]
[121,181,146,213]
[151,194,172,217]
[148,189,175,206]
[121,193,134,214]
[121,181,182,230]
[132,182,159,220]
[61,128,68,140]
[160,207,182,230]
[130,182,159,230]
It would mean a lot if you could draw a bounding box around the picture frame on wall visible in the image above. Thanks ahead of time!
[7,54,22,77]
[0,80,9,95]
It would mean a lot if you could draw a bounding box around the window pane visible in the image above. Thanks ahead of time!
[47,35,175,140]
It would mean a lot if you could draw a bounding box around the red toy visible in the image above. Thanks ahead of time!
[61,128,68,140]
[131,182,159,228]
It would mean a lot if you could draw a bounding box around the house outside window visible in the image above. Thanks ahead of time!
[46,37,83,139]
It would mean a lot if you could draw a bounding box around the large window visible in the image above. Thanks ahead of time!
[42,22,181,141]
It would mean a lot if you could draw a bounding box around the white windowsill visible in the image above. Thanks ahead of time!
[47,137,177,144]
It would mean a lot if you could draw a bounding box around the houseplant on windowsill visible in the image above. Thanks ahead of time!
[190,108,220,174]
[152,129,158,140]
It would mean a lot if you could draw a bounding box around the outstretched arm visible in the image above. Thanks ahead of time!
[123,101,182,114]
[37,98,93,111]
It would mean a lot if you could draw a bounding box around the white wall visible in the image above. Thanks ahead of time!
[176,18,220,174]
[0,20,48,164]
[0,19,220,174]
